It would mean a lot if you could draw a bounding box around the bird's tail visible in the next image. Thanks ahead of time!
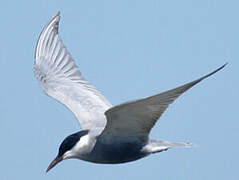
[144,139,193,154]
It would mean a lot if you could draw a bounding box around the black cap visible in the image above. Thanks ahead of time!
[58,130,89,157]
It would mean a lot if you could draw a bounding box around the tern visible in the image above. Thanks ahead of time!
[34,12,227,172]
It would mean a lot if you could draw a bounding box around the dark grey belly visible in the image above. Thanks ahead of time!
[87,141,148,164]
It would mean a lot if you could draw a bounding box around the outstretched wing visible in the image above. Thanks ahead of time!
[100,64,227,142]
[34,12,112,130]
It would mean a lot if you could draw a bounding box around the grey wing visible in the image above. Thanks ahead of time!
[34,12,112,130]
[100,64,227,142]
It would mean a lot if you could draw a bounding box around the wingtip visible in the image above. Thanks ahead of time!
[199,62,228,81]
[46,11,61,26]
[216,62,228,73]
[214,62,228,73]
[52,11,61,23]
[54,11,61,20]
[35,12,61,60]
[221,62,228,68]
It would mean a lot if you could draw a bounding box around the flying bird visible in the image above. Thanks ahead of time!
[34,12,227,172]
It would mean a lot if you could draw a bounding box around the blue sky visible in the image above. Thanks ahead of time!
[0,0,238,179]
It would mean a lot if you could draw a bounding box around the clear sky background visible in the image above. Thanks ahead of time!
[0,0,238,179]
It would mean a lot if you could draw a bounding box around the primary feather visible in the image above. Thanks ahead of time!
[34,12,112,131]
[100,64,227,142]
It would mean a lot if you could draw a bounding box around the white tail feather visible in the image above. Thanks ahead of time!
[143,140,193,154]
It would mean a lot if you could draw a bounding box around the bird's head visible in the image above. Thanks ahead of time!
[46,130,89,172]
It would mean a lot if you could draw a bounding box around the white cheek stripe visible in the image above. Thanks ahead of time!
[74,135,90,150]
[63,135,91,159]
